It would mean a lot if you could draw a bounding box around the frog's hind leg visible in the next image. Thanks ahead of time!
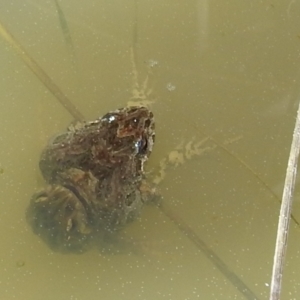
[27,184,92,253]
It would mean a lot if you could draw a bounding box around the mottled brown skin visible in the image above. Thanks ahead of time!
[27,106,155,253]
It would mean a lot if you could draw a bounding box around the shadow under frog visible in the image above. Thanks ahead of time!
[26,106,156,253]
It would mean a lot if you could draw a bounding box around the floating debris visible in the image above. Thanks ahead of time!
[0,19,84,121]
[16,260,25,268]
[147,59,159,68]
[166,82,176,92]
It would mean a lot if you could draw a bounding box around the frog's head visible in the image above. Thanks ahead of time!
[101,106,155,161]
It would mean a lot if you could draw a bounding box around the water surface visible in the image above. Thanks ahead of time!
[1,0,300,299]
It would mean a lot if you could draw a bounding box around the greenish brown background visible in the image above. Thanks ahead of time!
[0,0,300,299]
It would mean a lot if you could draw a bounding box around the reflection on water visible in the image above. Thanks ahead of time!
[1,0,300,299]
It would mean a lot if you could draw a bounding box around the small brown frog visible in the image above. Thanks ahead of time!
[27,106,156,253]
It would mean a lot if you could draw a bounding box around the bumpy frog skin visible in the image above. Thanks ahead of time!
[27,106,155,253]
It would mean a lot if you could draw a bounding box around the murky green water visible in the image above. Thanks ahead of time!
[1,0,300,299]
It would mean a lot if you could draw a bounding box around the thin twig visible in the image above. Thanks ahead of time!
[193,125,300,226]
[269,100,300,299]
[0,19,84,121]
[158,202,261,300]
[54,0,77,68]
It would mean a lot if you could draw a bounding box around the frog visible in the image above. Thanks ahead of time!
[26,106,156,253]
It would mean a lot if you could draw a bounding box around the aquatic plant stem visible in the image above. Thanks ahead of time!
[0,20,84,121]
[158,202,260,300]
[269,101,300,300]
[194,125,300,226]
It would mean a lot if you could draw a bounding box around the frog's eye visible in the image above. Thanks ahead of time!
[135,139,148,155]
[102,113,116,123]
[141,139,148,152]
